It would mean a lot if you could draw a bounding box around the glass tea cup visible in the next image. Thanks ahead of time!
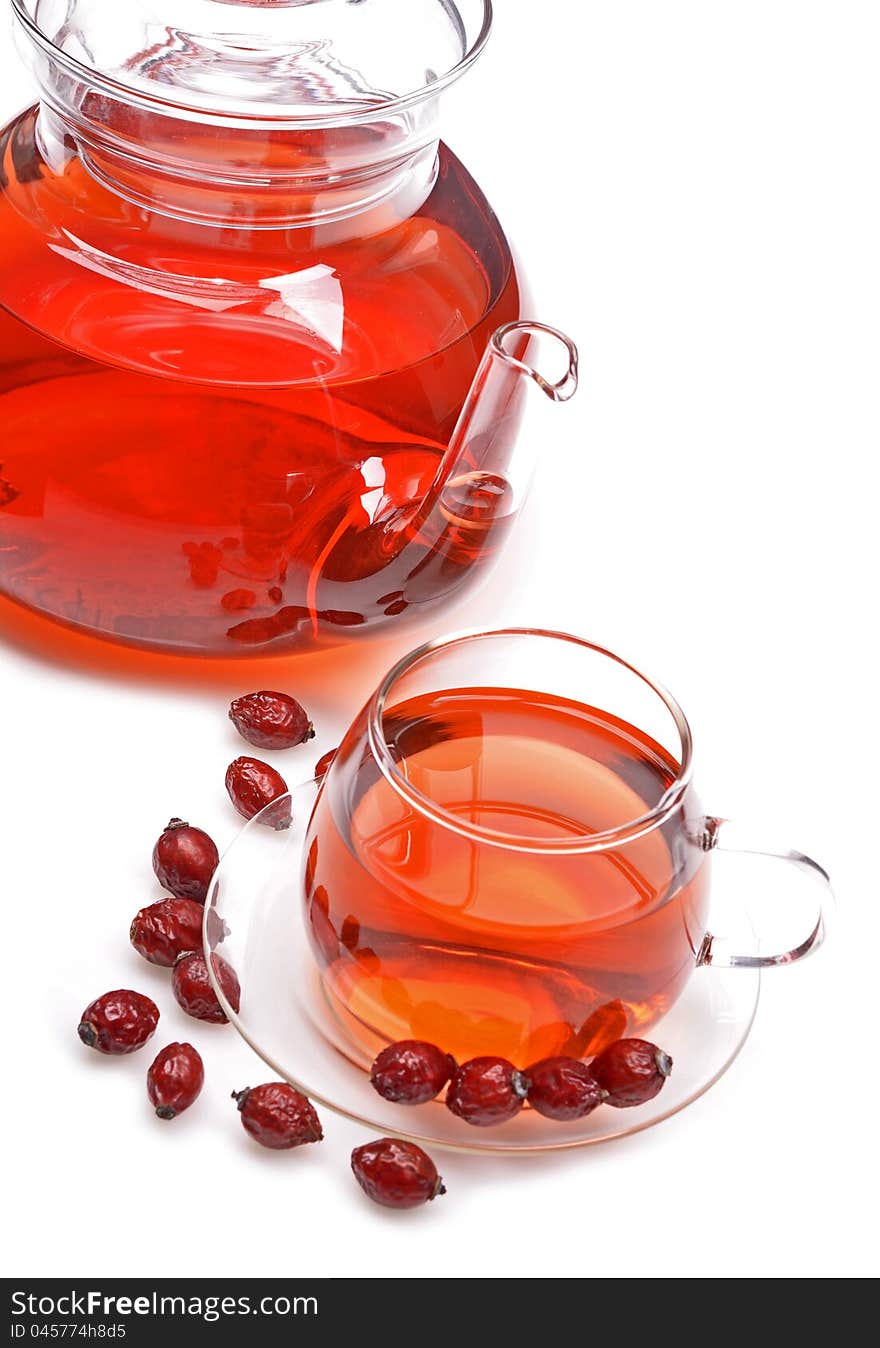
[301,629,830,1068]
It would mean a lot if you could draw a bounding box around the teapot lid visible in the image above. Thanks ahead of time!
[14,0,493,122]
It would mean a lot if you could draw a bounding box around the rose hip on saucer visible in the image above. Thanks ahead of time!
[152,818,219,904]
[172,952,240,1024]
[523,1056,607,1121]
[225,756,291,829]
[233,1083,323,1149]
[445,1056,527,1127]
[351,1138,445,1210]
[315,747,338,779]
[130,897,205,968]
[147,1042,204,1120]
[77,990,159,1055]
[229,691,315,750]
[370,1040,457,1105]
[590,1038,673,1108]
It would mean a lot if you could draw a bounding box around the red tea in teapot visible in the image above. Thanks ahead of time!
[0,116,520,653]
[0,3,580,657]
[304,688,711,1066]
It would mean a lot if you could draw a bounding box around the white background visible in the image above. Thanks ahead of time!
[1,1,877,1280]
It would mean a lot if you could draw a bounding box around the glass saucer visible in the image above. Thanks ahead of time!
[204,783,760,1155]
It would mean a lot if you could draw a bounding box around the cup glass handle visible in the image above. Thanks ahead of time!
[697,817,832,969]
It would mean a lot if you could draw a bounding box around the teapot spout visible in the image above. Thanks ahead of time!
[433,321,579,524]
[305,322,578,635]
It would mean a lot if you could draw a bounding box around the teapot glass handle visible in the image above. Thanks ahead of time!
[697,817,832,969]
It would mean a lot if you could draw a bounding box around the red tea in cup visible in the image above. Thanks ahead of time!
[304,640,712,1065]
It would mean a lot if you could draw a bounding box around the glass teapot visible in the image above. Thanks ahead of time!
[0,0,578,655]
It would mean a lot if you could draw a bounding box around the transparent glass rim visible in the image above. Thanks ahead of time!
[366,627,695,856]
[11,0,494,129]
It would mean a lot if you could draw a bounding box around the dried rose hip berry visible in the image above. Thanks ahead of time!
[78,990,159,1055]
[573,999,629,1058]
[152,818,219,904]
[523,1057,607,1121]
[204,906,229,951]
[229,691,315,750]
[225,757,291,829]
[314,747,338,779]
[172,952,240,1024]
[370,1040,457,1105]
[351,1138,445,1210]
[590,1038,673,1108]
[307,885,339,965]
[221,589,256,614]
[233,1083,323,1149]
[147,1042,204,1120]
[130,897,205,968]
[445,1056,527,1127]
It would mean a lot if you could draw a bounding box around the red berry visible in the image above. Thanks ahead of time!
[233,1083,323,1149]
[147,1042,204,1120]
[370,1040,457,1105]
[590,1038,673,1108]
[78,990,159,1055]
[574,999,629,1058]
[351,1138,445,1210]
[445,1056,527,1127]
[524,1057,606,1121]
[152,818,219,904]
[307,885,340,965]
[172,952,240,1024]
[315,747,338,779]
[229,691,315,750]
[225,757,291,829]
[204,905,229,952]
[130,897,204,968]
[221,589,256,613]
